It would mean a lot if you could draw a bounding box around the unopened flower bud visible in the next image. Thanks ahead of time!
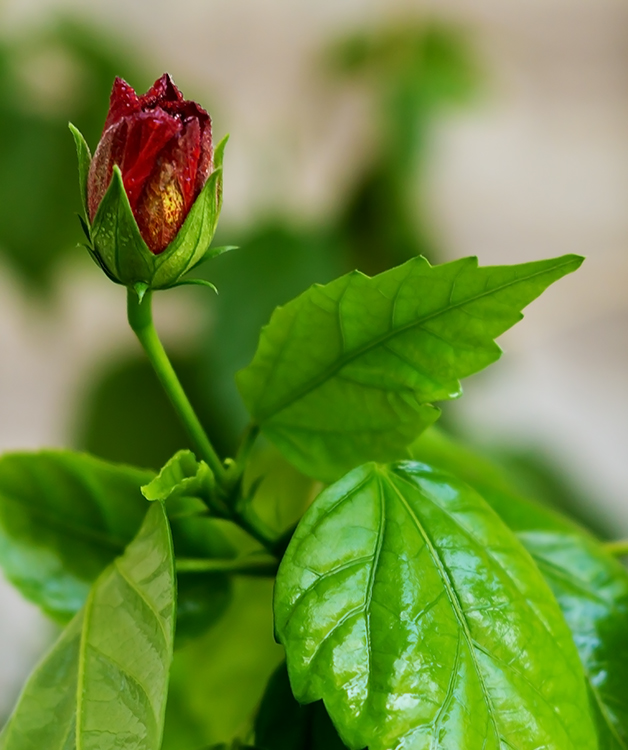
[70,74,227,289]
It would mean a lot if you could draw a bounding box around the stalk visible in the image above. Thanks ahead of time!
[126,288,226,484]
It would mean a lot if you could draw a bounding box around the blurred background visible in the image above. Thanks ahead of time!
[0,0,627,745]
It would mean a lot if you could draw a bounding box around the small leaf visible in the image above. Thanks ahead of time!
[275,461,597,750]
[0,450,153,621]
[91,164,155,284]
[410,428,628,749]
[141,449,215,504]
[68,122,92,219]
[0,502,176,750]
[255,662,349,750]
[238,254,583,482]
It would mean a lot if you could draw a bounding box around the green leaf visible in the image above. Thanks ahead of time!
[410,428,628,749]
[0,450,153,621]
[152,134,229,289]
[141,449,215,504]
[91,164,155,285]
[68,122,92,218]
[255,663,349,750]
[0,502,176,750]
[274,461,597,750]
[238,254,583,482]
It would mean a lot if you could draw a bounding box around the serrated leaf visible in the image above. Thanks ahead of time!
[238,254,583,482]
[274,461,597,750]
[152,134,229,289]
[255,662,349,750]
[0,450,153,621]
[69,123,91,218]
[91,164,155,284]
[410,428,628,749]
[0,502,175,750]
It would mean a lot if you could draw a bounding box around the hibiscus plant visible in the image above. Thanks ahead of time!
[0,74,627,750]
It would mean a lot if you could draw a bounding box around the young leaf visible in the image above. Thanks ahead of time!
[410,428,628,749]
[274,462,597,750]
[255,662,349,750]
[0,450,153,621]
[237,254,583,482]
[141,449,215,504]
[0,502,176,750]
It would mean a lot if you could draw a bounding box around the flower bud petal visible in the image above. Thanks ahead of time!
[73,74,226,289]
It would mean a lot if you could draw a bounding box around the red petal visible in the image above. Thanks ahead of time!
[140,73,184,108]
[195,117,213,195]
[120,109,181,209]
[171,118,201,209]
[87,119,128,221]
[103,77,140,132]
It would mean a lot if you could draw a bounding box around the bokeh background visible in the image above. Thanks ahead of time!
[1,0,627,745]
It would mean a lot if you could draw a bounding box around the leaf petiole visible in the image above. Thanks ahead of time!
[176,553,278,577]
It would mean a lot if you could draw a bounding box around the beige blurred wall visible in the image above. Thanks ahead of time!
[0,0,627,709]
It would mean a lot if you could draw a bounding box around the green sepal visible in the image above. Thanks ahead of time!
[141,449,216,505]
[169,278,219,293]
[188,244,238,272]
[77,213,91,244]
[133,281,150,303]
[91,164,156,285]
[68,122,91,217]
[152,134,229,289]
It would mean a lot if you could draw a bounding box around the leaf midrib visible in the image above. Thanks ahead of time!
[385,474,502,745]
[259,258,577,422]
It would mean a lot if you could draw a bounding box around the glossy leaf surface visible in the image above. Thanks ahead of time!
[1,502,176,749]
[410,428,628,749]
[275,461,596,750]
[0,450,152,620]
[238,254,583,481]
[255,662,348,750]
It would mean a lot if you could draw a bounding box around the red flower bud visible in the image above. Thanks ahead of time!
[87,74,213,254]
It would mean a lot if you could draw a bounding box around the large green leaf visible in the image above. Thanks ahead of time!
[410,428,628,749]
[0,450,153,621]
[255,662,348,750]
[238,254,583,482]
[274,461,597,750]
[0,502,176,750]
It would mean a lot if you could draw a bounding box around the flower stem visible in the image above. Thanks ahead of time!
[126,287,226,484]
[603,539,628,558]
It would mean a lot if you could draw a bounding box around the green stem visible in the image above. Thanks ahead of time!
[176,553,278,577]
[127,287,225,484]
[603,539,628,557]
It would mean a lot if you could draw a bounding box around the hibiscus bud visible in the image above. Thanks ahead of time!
[70,74,228,289]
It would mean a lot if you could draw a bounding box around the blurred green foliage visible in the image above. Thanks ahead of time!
[0,19,148,286]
